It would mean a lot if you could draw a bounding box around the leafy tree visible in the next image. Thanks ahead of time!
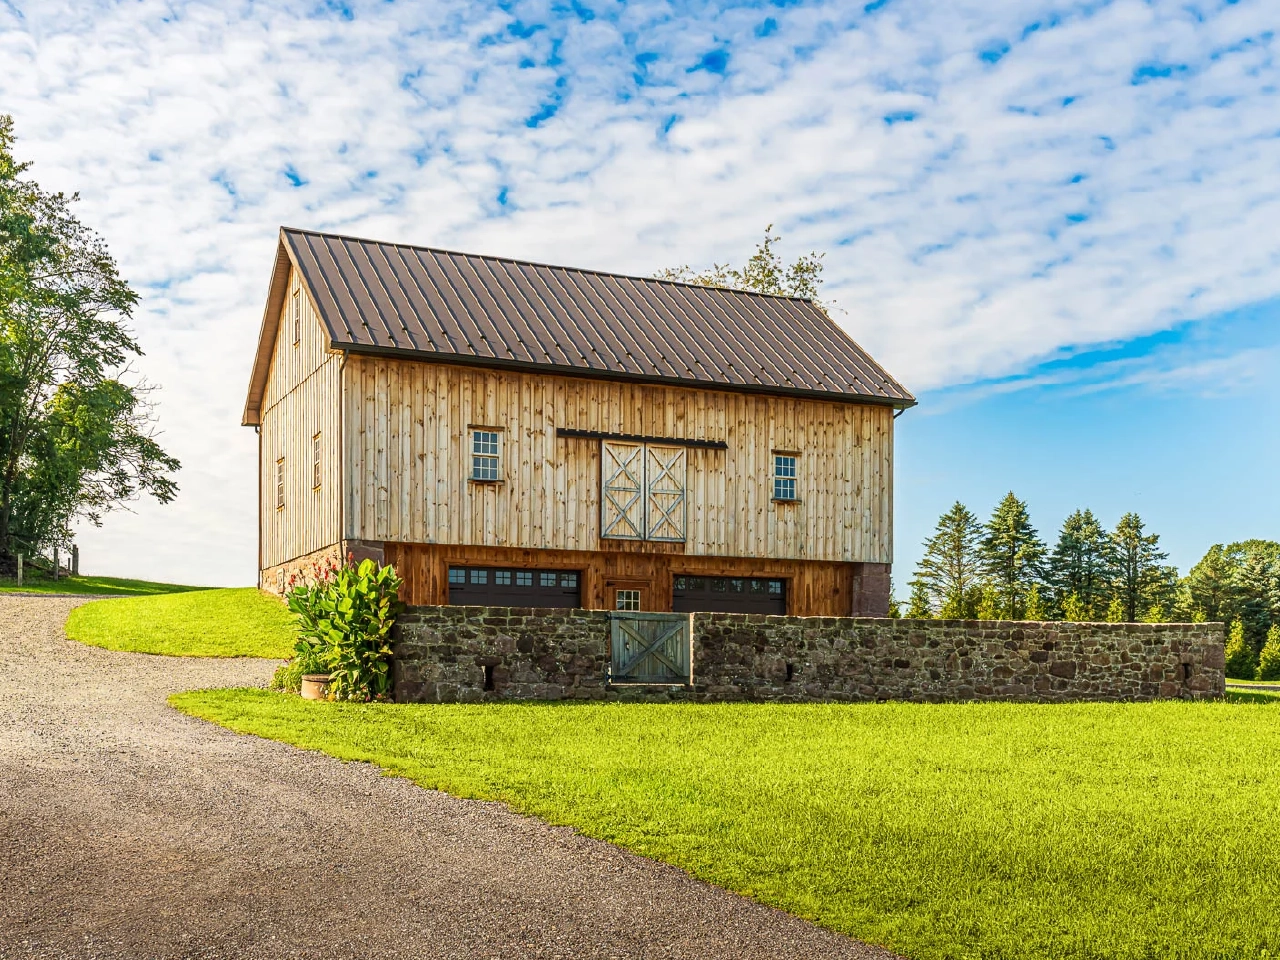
[904,579,932,619]
[1046,509,1111,619]
[979,492,1046,620]
[1109,513,1168,623]
[1258,625,1280,682]
[1224,620,1257,681]
[914,501,984,618]
[1023,583,1047,621]
[1104,596,1125,623]
[1061,592,1088,622]
[976,584,1001,621]
[656,224,827,306]
[0,115,178,563]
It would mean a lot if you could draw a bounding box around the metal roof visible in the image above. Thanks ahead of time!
[244,226,914,425]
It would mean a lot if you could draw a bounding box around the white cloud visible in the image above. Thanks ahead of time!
[0,0,1276,584]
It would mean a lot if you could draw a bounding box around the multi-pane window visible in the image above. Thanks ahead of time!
[275,458,285,509]
[773,453,798,501]
[291,290,301,344]
[616,589,641,611]
[311,433,322,489]
[470,429,501,481]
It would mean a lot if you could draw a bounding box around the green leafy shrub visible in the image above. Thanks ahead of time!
[270,643,328,693]
[1258,625,1280,682]
[1224,620,1257,680]
[286,556,403,702]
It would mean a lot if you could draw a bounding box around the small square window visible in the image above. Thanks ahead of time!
[768,580,784,594]
[560,573,577,588]
[516,571,533,586]
[773,454,798,501]
[540,572,557,587]
[470,569,488,585]
[448,568,465,584]
[495,570,512,585]
[616,589,641,611]
[471,429,501,482]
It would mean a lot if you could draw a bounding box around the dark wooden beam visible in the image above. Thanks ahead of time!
[555,428,728,450]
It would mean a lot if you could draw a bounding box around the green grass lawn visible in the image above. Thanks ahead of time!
[67,587,295,658]
[171,693,1280,960]
[0,572,204,596]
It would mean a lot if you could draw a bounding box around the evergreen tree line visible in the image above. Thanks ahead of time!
[893,493,1280,681]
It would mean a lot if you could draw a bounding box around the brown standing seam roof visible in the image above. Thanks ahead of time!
[242,227,914,425]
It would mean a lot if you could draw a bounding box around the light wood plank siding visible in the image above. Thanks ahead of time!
[343,357,893,564]
[259,268,342,568]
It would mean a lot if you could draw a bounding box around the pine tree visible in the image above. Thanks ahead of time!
[904,579,932,619]
[1236,549,1276,655]
[914,502,984,618]
[980,492,1046,620]
[1258,625,1280,682]
[1047,509,1111,619]
[1110,513,1169,623]
[1224,620,1257,681]
[1183,544,1239,623]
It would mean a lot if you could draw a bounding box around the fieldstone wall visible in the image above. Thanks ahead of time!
[392,606,1226,704]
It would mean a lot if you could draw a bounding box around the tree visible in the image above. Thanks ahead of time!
[1258,625,1280,682]
[979,492,1046,620]
[1109,513,1168,623]
[1183,544,1240,623]
[1062,592,1088,622]
[976,584,1001,621]
[914,501,984,618]
[656,224,827,306]
[1236,549,1276,655]
[0,115,178,563]
[1046,509,1112,619]
[904,579,932,619]
[1023,583,1047,621]
[1224,620,1257,681]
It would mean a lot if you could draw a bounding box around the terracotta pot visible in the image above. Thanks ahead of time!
[300,674,330,701]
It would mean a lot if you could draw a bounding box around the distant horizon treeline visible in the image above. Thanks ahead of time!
[891,493,1280,680]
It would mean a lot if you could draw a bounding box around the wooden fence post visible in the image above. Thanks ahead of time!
[53,545,59,581]
[16,553,21,587]
[72,545,79,577]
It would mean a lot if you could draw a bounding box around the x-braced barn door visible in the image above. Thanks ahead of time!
[608,612,693,685]
[601,441,686,542]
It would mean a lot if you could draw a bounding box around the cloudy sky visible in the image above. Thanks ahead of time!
[2,0,1277,587]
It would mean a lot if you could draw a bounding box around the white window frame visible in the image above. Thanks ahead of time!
[311,432,322,490]
[275,457,285,510]
[616,589,641,611]
[772,452,799,502]
[469,427,503,483]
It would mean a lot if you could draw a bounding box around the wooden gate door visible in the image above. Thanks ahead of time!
[608,612,693,685]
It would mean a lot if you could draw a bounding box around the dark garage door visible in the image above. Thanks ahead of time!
[672,575,787,615]
[447,567,581,608]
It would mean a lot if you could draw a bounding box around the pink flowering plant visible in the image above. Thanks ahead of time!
[283,554,404,702]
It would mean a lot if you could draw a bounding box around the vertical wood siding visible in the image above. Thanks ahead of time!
[259,268,342,568]
[343,357,894,564]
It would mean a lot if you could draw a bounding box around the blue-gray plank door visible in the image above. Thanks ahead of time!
[608,612,693,685]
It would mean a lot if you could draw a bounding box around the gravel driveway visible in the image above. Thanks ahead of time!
[0,595,895,960]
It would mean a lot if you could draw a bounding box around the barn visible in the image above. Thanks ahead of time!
[242,227,914,617]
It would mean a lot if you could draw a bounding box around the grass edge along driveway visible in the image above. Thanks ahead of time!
[171,692,1280,960]
[66,587,295,658]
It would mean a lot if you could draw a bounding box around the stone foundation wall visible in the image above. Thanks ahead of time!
[392,607,1226,704]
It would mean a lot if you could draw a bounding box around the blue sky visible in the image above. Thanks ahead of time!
[0,0,1277,586]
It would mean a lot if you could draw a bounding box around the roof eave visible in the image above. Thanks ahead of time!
[241,235,297,427]
[334,339,915,408]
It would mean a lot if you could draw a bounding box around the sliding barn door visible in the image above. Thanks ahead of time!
[601,441,645,539]
[644,445,686,541]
